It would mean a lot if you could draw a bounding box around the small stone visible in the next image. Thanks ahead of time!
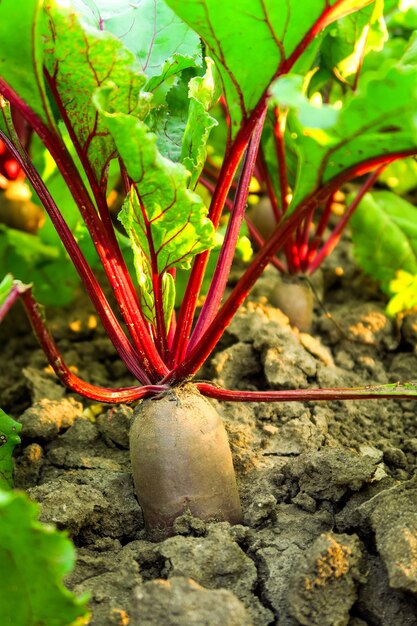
[173,513,207,537]
[131,577,252,626]
[292,492,317,513]
[299,333,334,367]
[284,448,382,502]
[244,494,277,527]
[366,478,417,594]
[371,465,389,483]
[14,443,44,488]
[404,438,417,454]
[28,479,107,535]
[97,405,133,449]
[383,447,408,469]
[358,445,383,463]
[262,423,278,435]
[19,398,83,440]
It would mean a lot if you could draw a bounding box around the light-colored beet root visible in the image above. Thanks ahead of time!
[246,196,276,240]
[129,385,242,541]
[0,181,44,233]
[271,275,314,332]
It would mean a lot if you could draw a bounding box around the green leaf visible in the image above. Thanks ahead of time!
[0,490,89,626]
[148,68,194,163]
[0,409,21,490]
[350,190,417,292]
[43,1,150,185]
[95,84,214,326]
[0,226,79,306]
[270,75,339,129]
[165,0,376,137]
[148,57,219,188]
[273,62,417,210]
[387,0,417,31]
[73,0,202,83]
[182,58,220,188]
[321,0,387,85]
[0,0,55,131]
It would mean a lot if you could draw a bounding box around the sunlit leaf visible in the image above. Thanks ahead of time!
[351,190,417,292]
[272,62,417,210]
[43,1,150,185]
[386,270,417,316]
[165,0,376,137]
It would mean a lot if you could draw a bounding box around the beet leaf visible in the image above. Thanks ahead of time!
[165,0,376,137]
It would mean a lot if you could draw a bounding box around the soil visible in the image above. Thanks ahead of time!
[2,243,417,626]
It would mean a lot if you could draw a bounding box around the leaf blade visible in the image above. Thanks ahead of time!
[164,0,376,136]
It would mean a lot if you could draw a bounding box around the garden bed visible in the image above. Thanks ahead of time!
[2,251,417,626]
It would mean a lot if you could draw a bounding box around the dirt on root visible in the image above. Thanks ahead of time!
[2,250,417,626]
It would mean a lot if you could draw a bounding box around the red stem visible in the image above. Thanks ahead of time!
[307,164,387,274]
[44,72,169,379]
[0,282,22,322]
[164,150,416,384]
[197,382,417,402]
[171,117,257,364]
[245,218,287,273]
[256,145,282,221]
[298,206,316,272]
[132,185,169,358]
[0,128,152,384]
[308,192,335,258]
[188,110,266,353]
[19,285,167,402]
[273,106,289,214]
[169,0,368,367]
[0,80,168,381]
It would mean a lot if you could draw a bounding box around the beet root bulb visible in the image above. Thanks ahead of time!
[129,385,242,541]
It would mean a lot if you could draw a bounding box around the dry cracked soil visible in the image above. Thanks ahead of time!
[2,246,417,626]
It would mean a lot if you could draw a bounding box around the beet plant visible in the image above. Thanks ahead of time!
[2,0,417,539]
[206,0,417,330]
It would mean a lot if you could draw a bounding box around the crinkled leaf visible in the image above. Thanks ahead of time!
[387,0,417,31]
[95,84,214,325]
[0,409,21,490]
[175,220,252,305]
[0,490,89,626]
[182,58,220,188]
[270,75,339,129]
[149,58,219,188]
[43,1,150,186]
[350,191,417,292]
[165,0,376,137]
[148,69,193,162]
[272,62,417,210]
[386,270,417,316]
